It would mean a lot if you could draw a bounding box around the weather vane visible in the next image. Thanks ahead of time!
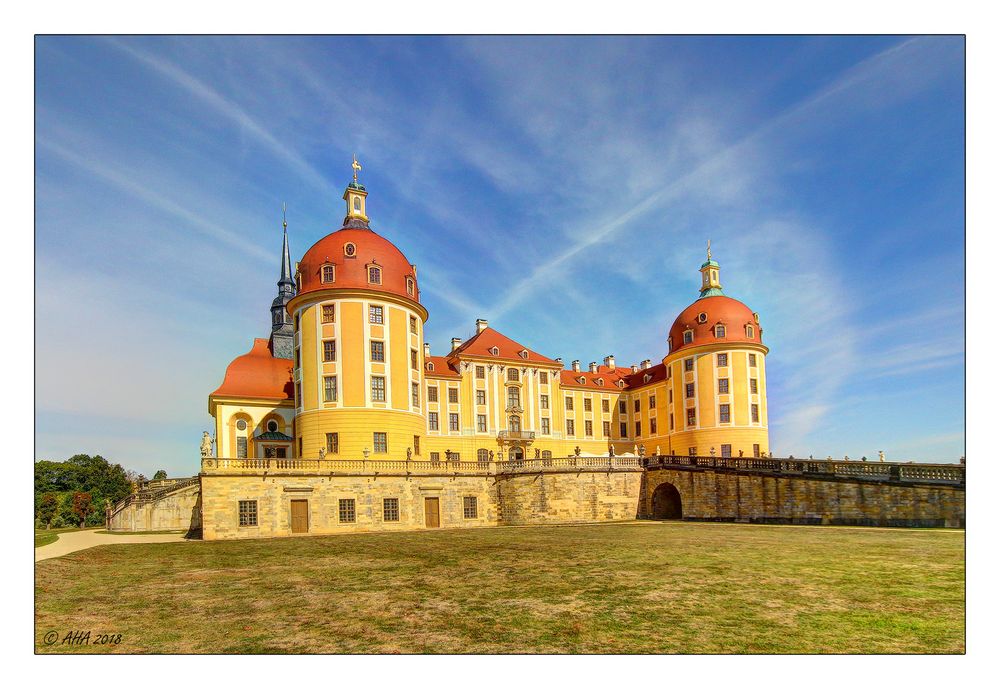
[282,201,287,230]
[352,153,362,183]
[707,239,712,260]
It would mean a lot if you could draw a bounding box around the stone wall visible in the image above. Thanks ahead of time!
[642,468,965,528]
[495,469,643,526]
[108,482,202,533]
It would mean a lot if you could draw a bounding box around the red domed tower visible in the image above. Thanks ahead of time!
[661,243,769,458]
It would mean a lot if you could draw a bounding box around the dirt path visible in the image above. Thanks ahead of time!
[35,530,189,562]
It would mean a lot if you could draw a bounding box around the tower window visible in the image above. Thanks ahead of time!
[750,378,758,394]
[687,408,696,426]
[344,243,357,258]
[371,376,386,402]
[370,340,385,362]
[746,325,755,338]
[321,265,335,283]
[697,312,707,324]
[369,305,384,324]
[410,316,417,333]
[719,378,729,394]
[368,266,382,284]
[751,404,760,423]
[683,329,694,344]
[721,444,732,458]
[715,324,726,338]
[686,383,695,398]
[428,412,439,431]
[719,404,731,423]
[322,305,335,323]
[323,340,336,362]
[411,349,418,370]
[749,353,757,367]
[354,197,361,212]
[373,432,387,453]
[326,433,339,453]
[324,376,338,402]
[406,277,415,296]
[717,353,728,367]
[412,382,420,407]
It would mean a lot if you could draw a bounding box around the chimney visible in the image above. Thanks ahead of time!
[475,318,489,333]
[631,363,639,373]
[451,337,461,352]
[423,342,431,358]
[555,357,563,366]
[571,360,581,372]
[589,362,598,373]
[641,359,652,370]
[604,355,616,370]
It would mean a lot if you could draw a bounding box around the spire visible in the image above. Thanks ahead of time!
[269,204,296,359]
[279,202,294,289]
[698,240,724,298]
[343,154,370,229]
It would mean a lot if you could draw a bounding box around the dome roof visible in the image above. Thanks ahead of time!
[668,295,762,355]
[296,227,418,301]
[210,338,294,401]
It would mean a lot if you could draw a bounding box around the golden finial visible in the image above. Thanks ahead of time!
[352,153,362,183]
[707,239,712,260]
[282,202,287,230]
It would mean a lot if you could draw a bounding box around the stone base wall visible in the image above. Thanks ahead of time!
[108,483,202,533]
[200,473,497,540]
[495,469,643,526]
[643,469,965,528]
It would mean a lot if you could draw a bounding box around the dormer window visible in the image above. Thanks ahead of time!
[617,380,625,388]
[321,264,335,284]
[344,242,357,258]
[596,378,604,386]
[578,376,586,384]
[667,336,672,352]
[367,264,382,285]
[697,312,708,324]
[406,277,415,296]
[715,324,726,338]
[644,373,652,383]
[683,329,694,345]
[745,324,755,338]
[519,349,529,359]
[490,346,499,356]
[426,361,435,372]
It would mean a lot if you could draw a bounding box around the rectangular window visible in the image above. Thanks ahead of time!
[649,394,656,409]
[602,399,610,413]
[751,404,760,423]
[322,304,335,323]
[411,349,418,369]
[685,383,695,398]
[753,443,761,457]
[565,396,574,411]
[371,376,386,402]
[368,266,381,284]
[585,420,593,437]
[750,378,758,394]
[449,413,459,431]
[412,382,420,407]
[339,498,356,523]
[238,500,257,527]
[540,394,549,409]
[749,353,757,367]
[236,436,248,459]
[687,408,696,426]
[477,414,487,432]
[413,435,420,455]
[326,432,338,453]
[295,348,300,367]
[650,418,657,434]
[603,421,611,436]
[689,446,697,456]
[324,376,338,402]
[721,444,732,458]
[566,419,575,436]
[369,305,384,324]
[717,353,728,367]
[683,330,694,344]
[584,398,592,412]
[684,358,694,372]
[669,413,674,430]
[323,340,336,362]
[539,371,548,384]
[409,315,417,334]
[669,389,673,403]
[298,437,302,456]
[428,412,439,431]
[294,382,301,407]
[463,496,478,519]
[448,388,459,404]
[634,399,640,413]
[430,452,441,462]
[370,340,385,362]
[373,432,387,453]
[635,420,642,436]
[476,365,485,379]
[541,418,550,434]
[719,404,731,423]
[620,422,628,437]
[322,265,335,283]
[476,390,486,405]
[383,498,399,522]
[719,378,729,394]
[619,400,626,414]
[427,386,438,402]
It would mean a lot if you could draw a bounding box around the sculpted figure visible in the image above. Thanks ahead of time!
[655,445,661,456]
[318,447,327,460]
[200,431,213,458]
[878,450,885,463]
[406,447,413,461]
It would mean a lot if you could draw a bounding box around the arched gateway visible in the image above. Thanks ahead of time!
[651,482,683,519]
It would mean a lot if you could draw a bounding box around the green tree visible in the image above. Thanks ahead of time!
[37,493,59,528]
[71,491,94,528]
[153,469,168,480]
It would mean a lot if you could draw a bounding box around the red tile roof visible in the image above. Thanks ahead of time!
[558,362,668,390]
[449,327,560,366]
[424,355,461,378]
[210,338,294,401]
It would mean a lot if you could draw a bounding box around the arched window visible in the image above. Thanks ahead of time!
[715,324,726,338]
[667,336,673,352]
[353,197,361,211]
[321,264,335,283]
[683,329,694,344]
[507,368,519,382]
[426,361,435,371]
[490,346,499,356]
[406,277,414,296]
[519,349,528,359]
[266,420,279,433]
[477,448,489,462]
[745,324,755,338]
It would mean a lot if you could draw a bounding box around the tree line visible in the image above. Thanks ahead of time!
[34,454,167,528]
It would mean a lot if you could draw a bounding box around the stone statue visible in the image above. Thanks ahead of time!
[655,445,661,456]
[633,444,639,455]
[574,445,581,457]
[489,450,495,461]
[200,431,213,458]
[878,450,885,463]
[960,455,965,465]
[535,448,540,459]
[739,449,744,457]
[710,447,716,457]
[406,447,412,461]
[319,447,327,460]
[608,445,615,458]
[639,444,646,457]
[844,455,850,461]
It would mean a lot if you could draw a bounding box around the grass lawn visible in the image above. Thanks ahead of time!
[34,526,97,548]
[34,521,964,654]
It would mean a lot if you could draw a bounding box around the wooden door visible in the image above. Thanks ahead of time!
[424,497,440,528]
[290,500,309,533]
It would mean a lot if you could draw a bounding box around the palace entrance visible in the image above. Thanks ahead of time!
[424,497,440,528]
[290,499,309,533]
[651,482,683,520]
[509,446,524,461]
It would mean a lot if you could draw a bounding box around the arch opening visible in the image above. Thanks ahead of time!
[651,482,683,520]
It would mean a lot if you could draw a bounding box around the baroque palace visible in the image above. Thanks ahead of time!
[109,161,965,538]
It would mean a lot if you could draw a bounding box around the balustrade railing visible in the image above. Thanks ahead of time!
[497,430,536,441]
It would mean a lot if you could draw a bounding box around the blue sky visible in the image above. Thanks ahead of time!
[34,36,964,476]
